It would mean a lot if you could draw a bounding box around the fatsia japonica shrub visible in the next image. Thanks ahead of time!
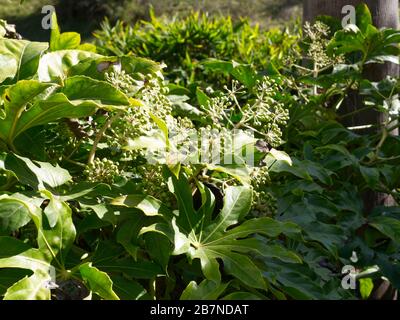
[0,3,399,301]
[0,13,297,300]
[94,10,300,87]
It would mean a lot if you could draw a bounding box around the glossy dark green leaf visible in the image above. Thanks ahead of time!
[110,275,147,300]
[360,166,380,188]
[146,233,172,269]
[91,241,165,279]
[0,236,31,258]
[303,222,346,256]
[370,217,400,243]
[95,258,164,279]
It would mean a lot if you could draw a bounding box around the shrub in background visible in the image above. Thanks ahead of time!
[95,11,300,86]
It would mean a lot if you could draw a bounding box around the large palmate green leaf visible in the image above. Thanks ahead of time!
[0,39,48,84]
[191,192,300,284]
[186,216,302,288]
[136,173,301,289]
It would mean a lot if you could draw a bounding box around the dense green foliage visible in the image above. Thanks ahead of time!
[0,4,399,300]
[0,0,301,42]
[95,11,300,86]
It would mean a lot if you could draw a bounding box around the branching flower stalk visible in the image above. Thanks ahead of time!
[88,111,123,165]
